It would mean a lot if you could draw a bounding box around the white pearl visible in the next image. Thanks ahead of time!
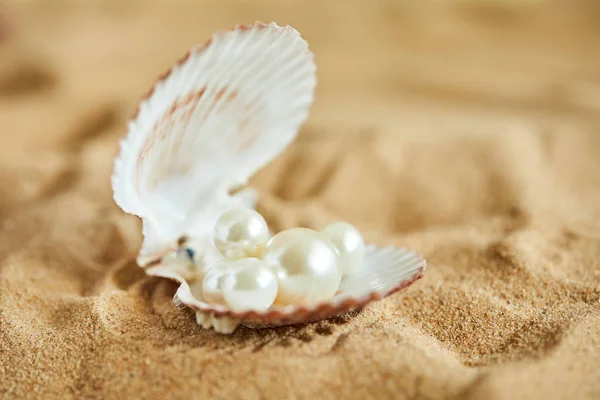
[213,208,269,260]
[321,221,365,276]
[221,258,278,312]
[263,228,341,306]
[201,259,239,305]
[162,248,196,280]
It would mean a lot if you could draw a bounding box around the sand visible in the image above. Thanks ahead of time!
[1,1,600,399]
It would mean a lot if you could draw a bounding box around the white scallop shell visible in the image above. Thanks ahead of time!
[147,244,426,333]
[112,22,316,267]
[112,22,427,333]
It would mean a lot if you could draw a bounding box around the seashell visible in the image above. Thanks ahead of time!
[149,245,425,333]
[112,21,316,267]
[112,22,426,333]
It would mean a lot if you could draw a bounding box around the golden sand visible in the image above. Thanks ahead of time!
[1,1,599,398]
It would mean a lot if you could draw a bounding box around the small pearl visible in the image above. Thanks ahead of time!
[263,228,341,306]
[321,221,365,276]
[221,258,278,312]
[213,208,269,260]
[201,259,239,305]
[162,248,196,280]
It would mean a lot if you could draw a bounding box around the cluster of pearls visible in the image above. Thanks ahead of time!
[199,208,365,312]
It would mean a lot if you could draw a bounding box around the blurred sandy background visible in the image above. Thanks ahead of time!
[1,0,600,399]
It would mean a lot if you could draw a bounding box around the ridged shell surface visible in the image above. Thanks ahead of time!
[111,22,317,266]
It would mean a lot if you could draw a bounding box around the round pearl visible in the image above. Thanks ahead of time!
[201,259,239,305]
[221,258,278,312]
[162,248,196,280]
[263,228,341,306]
[213,208,269,260]
[321,221,365,276]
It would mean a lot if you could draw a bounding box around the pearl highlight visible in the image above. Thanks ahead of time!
[213,208,269,260]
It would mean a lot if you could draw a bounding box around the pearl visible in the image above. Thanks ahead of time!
[213,208,269,260]
[321,221,365,276]
[263,228,341,306]
[162,248,197,280]
[221,258,278,312]
[201,259,240,305]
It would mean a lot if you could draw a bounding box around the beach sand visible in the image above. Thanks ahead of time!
[1,1,599,398]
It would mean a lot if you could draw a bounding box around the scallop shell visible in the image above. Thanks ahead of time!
[147,245,426,333]
[112,22,427,333]
[112,22,316,267]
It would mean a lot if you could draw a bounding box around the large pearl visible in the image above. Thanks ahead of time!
[201,259,240,305]
[321,221,365,276]
[213,208,269,260]
[263,228,341,306]
[221,258,278,312]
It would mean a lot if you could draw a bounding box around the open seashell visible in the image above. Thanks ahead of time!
[112,21,317,268]
[148,245,425,333]
[112,22,426,334]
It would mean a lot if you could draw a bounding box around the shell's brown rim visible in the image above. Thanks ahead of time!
[128,21,293,123]
[148,252,426,325]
